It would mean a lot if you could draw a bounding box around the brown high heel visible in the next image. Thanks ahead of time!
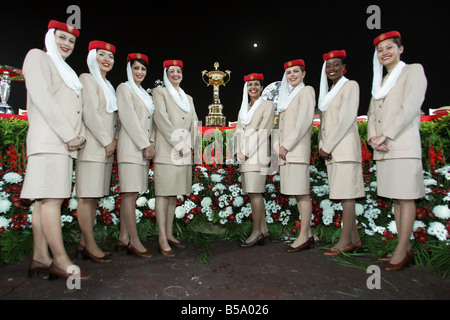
[127,243,153,258]
[158,244,175,257]
[48,263,90,281]
[115,239,129,253]
[240,234,264,248]
[168,239,187,249]
[323,243,355,257]
[286,238,312,253]
[385,251,413,271]
[81,247,112,263]
[261,231,272,245]
[28,260,51,278]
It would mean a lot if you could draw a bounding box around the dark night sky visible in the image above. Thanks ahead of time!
[2,1,450,123]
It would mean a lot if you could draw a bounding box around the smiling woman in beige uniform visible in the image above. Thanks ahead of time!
[368,31,427,271]
[20,20,89,281]
[317,50,365,256]
[75,40,119,263]
[235,73,274,247]
[153,60,198,257]
[275,59,315,253]
[116,53,155,258]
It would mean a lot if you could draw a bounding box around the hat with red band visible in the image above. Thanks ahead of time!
[127,53,149,65]
[323,50,347,61]
[88,40,116,54]
[48,20,80,38]
[163,60,183,69]
[284,59,305,70]
[244,73,264,82]
[374,31,401,46]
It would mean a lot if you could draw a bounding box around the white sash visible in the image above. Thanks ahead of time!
[163,68,190,113]
[277,71,305,113]
[318,60,349,112]
[125,62,154,116]
[238,82,263,125]
[372,49,406,100]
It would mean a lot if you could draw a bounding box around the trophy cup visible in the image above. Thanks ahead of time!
[202,62,231,127]
[0,65,24,114]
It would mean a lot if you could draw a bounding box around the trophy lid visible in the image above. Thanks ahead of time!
[0,65,24,81]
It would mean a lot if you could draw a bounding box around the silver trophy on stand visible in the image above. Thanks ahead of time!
[0,71,14,114]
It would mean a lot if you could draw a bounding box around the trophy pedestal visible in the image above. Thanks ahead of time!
[206,103,226,127]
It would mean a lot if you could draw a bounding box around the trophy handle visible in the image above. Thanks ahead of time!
[201,70,211,86]
[223,71,231,86]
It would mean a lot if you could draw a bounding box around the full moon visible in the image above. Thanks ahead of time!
[253,43,258,48]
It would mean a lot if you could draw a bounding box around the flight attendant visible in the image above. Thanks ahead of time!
[368,31,427,271]
[317,50,365,256]
[116,53,155,258]
[21,20,89,280]
[275,59,316,253]
[235,73,274,247]
[75,40,118,263]
[153,60,198,257]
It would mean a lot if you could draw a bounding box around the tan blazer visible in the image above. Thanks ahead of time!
[277,86,315,165]
[152,87,198,166]
[22,49,84,159]
[368,64,427,160]
[319,81,362,163]
[116,83,155,165]
[77,73,118,164]
[235,100,274,172]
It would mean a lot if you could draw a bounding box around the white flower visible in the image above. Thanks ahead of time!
[148,198,156,210]
[136,196,148,207]
[0,199,12,214]
[413,220,426,231]
[387,220,398,234]
[288,197,297,206]
[355,203,364,216]
[135,209,143,223]
[3,172,23,184]
[428,221,448,241]
[0,216,10,229]
[98,196,115,212]
[201,197,212,208]
[68,198,78,211]
[320,199,333,209]
[175,206,186,219]
[423,178,437,187]
[433,205,450,220]
[233,196,244,207]
[211,174,223,183]
[191,183,204,195]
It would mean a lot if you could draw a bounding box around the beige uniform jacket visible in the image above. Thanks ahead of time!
[77,73,118,164]
[277,86,316,165]
[22,49,84,159]
[319,81,362,164]
[235,100,275,172]
[152,87,198,166]
[116,83,155,166]
[367,64,427,160]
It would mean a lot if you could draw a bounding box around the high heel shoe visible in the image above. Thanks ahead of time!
[158,244,175,257]
[261,231,272,245]
[115,239,129,253]
[323,243,355,257]
[75,244,84,259]
[127,243,152,258]
[168,239,187,249]
[48,262,90,281]
[240,234,264,248]
[28,260,51,278]
[385,251,413,271]
[81,247,112,263]
[286,238,312,253]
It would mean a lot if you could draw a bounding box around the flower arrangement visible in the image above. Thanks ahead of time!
[0,116,449,274]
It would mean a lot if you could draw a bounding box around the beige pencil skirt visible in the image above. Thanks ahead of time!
[326,161,366,200]
[241,171,267,194]
[118,163,150,193]
[154,163,191,196]
[20,153,74,199]
[74,161,112,198]
[280,163,310,196]
[376,158,425,200]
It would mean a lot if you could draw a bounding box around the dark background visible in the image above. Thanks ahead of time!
[2,1,449,124]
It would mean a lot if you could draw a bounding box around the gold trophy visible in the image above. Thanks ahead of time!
[202,62,231,127]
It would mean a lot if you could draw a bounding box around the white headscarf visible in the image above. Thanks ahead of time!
[125,61,154,116]
[163,68,191,113]
[45,29,83,95]
[318,61,349,112]
[238,82,263,126]
[277,71,305,113]
[371,49,406,100]
[87,49,118,113]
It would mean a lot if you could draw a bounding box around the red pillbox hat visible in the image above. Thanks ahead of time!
[244,73,264,82]
[323,50,347,61]
[374,31,401,46]
[48,20,80,38]
[88,41,116,54]
[127,53,149,65]
[163,60,183,69]
[284,59,306,70]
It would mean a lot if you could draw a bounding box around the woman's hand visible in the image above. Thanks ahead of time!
[319,148,333,160]
[370,135,389,153]
[278,146,288,161]
[236,152,247,164]
[105,139,118,158]
[66,136,86,152]
[143,144,155,161]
